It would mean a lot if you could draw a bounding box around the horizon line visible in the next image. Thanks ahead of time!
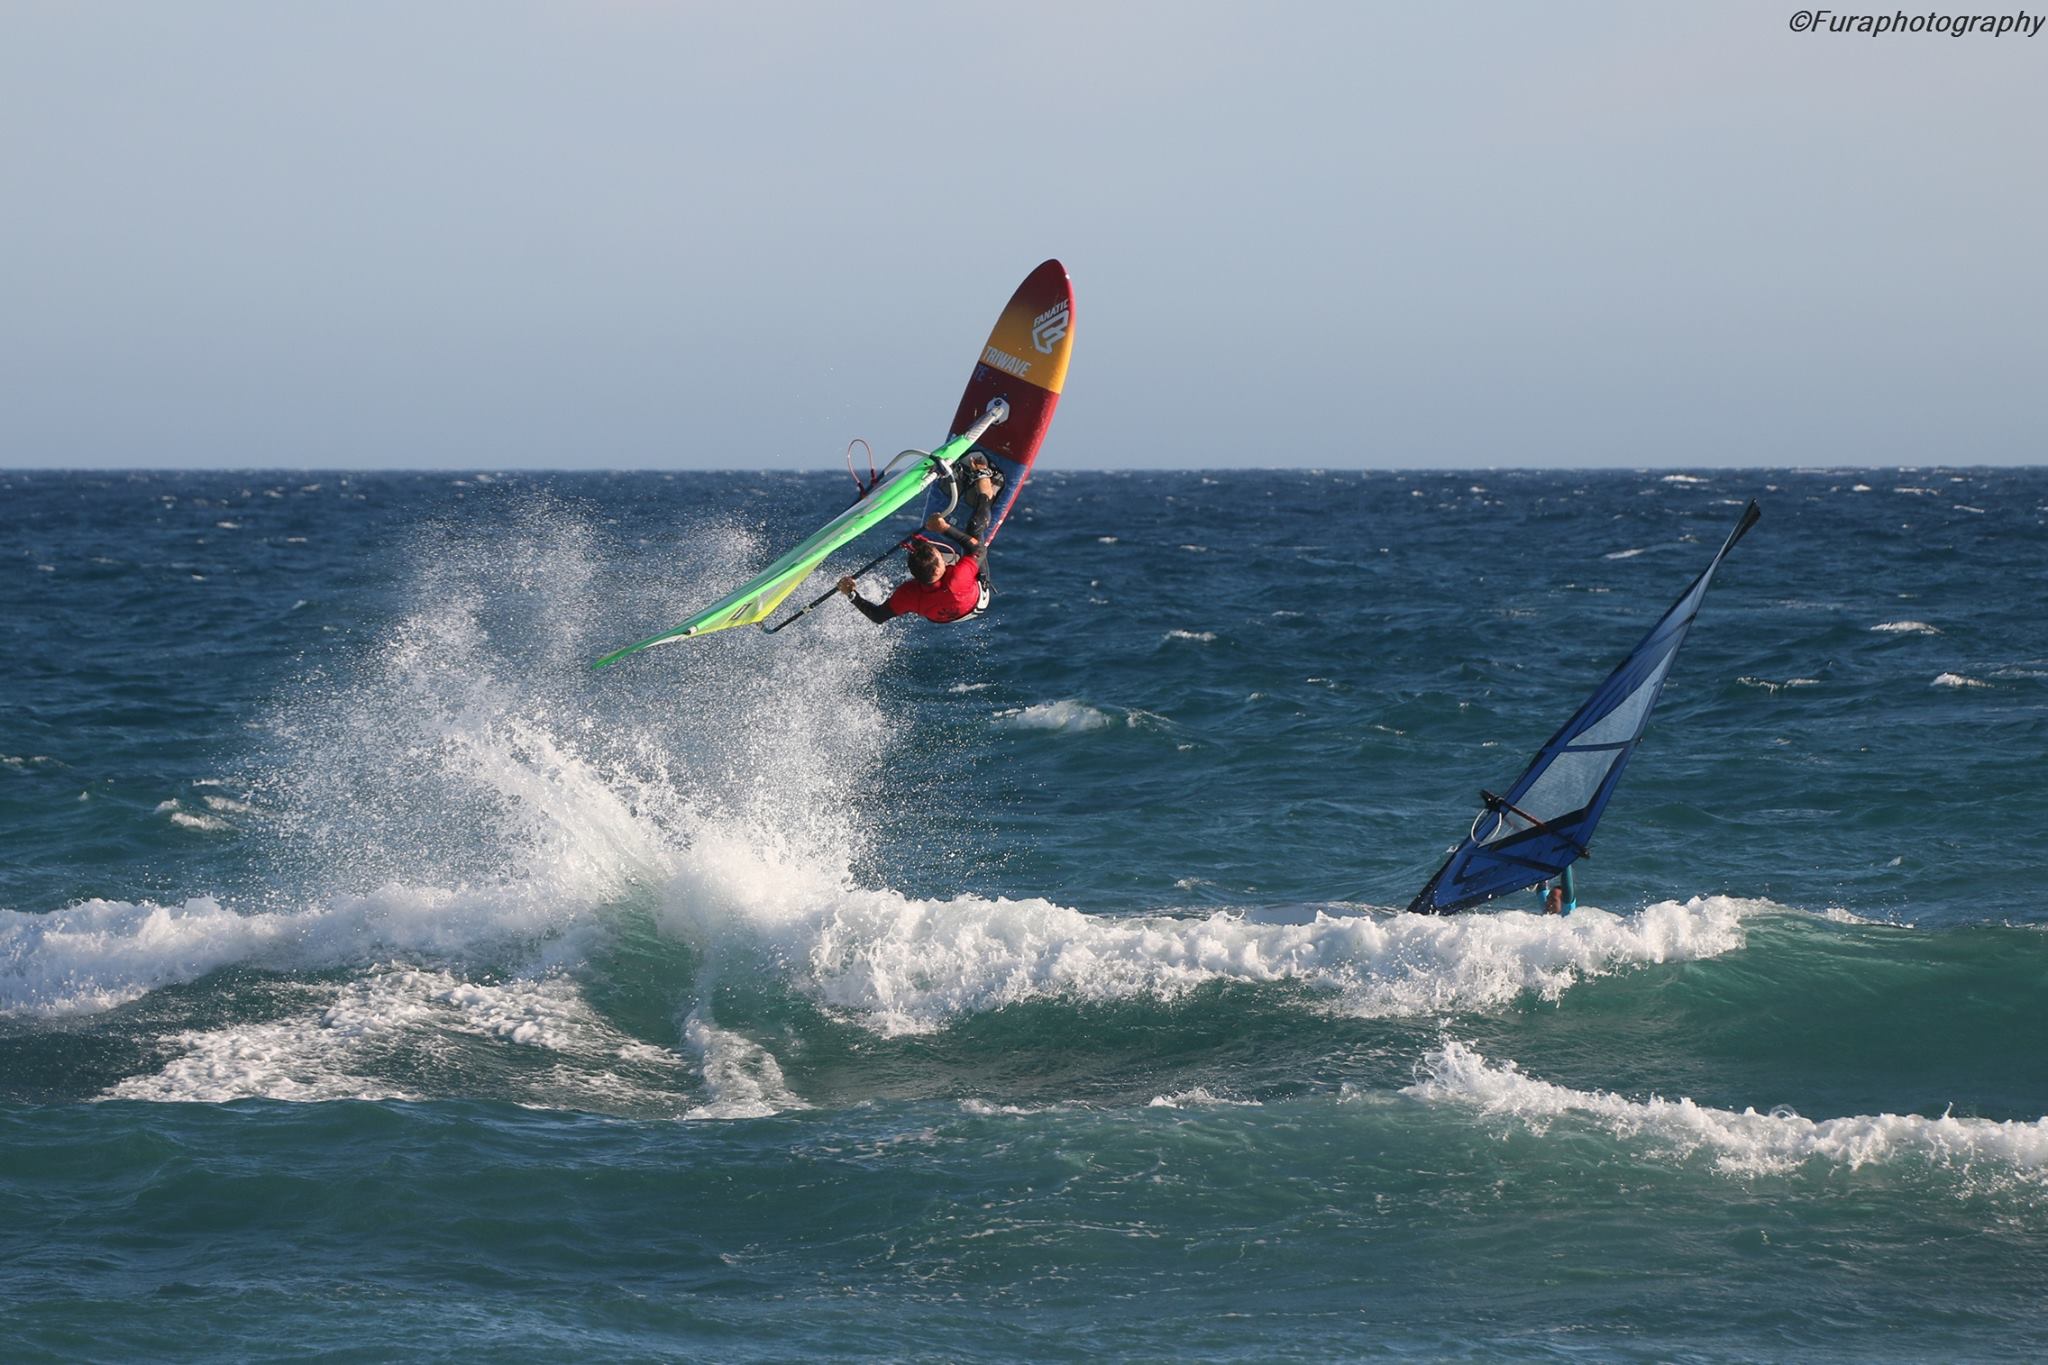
[5,462,2044,477]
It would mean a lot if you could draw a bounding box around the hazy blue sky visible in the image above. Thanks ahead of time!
[3,2,2042,469]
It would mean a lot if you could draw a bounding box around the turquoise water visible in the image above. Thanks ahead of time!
[4,468,2046,1359]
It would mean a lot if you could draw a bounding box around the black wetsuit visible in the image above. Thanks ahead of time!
[848,592,894,625]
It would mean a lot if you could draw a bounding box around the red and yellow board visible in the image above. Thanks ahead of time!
[917,259,1074,548]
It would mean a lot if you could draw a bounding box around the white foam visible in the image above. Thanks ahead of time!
[1604,548,1646,560]
[426,972,595,1050]
[168,811,231,832]
[104,993,415,1104]
[1149,1087,1260,1109]
[1933,673,1990,689]
[2,898,275,1017]
[1738,676,1822,694]
[676,884,1755,1038]
[1871,621,1941,635]
[682,1010,804,1119]
[103,967,655,1104]
[0,882,606,1019]
[1165,629,1216,643]
[1408,1042,2048,1180]
[959,1098,1064,1117]
[1661,474,1704,484]
[995,700,1117,732]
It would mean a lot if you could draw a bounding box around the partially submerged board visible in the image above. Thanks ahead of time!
[915,259,1074,553]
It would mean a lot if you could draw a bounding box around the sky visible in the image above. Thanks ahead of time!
[2,1,2042,470]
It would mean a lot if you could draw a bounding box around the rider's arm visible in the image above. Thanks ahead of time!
[838,575,899,625]
[849,592,896,625]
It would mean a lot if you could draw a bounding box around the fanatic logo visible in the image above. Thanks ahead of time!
[1030,301,1070,355]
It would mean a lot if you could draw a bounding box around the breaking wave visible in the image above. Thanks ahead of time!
[1408,1041,2048,1184]
[690,891,1755,1037]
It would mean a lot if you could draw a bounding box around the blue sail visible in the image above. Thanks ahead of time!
[1407,502,1760,915]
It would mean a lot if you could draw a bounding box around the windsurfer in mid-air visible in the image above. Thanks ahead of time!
[837,455,999,626]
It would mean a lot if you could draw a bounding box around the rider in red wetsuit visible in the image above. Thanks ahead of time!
[838,539,983,624]
[838,456,999,626]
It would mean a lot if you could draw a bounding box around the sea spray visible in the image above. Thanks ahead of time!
[66,497,903,1108]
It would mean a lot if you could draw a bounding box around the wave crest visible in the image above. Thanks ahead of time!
[719,893,1755,1037]
[1408,1041,2048,1181]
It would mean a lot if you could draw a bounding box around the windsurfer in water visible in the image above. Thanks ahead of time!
[838,537,987,625]
[1542,866,1577,915]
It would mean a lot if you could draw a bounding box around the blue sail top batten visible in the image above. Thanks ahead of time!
[1406,502,1759,915]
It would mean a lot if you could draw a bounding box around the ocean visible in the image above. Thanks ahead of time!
[4,466,2045,1360]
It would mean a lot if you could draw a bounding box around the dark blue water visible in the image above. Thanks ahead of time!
[5,468,2047,1360]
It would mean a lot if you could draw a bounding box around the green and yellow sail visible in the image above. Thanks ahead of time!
[591,435,974,668]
